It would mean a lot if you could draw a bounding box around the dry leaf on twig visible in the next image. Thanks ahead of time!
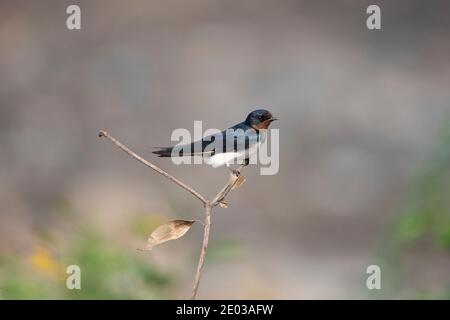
[140,220,195,251]
[231,175,246,190]
[218,200,228,208]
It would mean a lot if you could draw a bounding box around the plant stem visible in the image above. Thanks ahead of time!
[191,202,212,299]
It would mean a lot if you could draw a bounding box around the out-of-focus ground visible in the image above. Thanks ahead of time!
[1,0,450,299]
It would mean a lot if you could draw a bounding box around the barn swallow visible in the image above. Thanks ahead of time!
[153,109,278,172]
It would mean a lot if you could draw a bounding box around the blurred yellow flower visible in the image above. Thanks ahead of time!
[30,246,63,278]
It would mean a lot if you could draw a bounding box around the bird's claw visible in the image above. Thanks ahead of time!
[232,169,241,176]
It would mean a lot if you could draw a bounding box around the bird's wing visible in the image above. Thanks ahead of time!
[216,126,260,154]
[153,123,259,157]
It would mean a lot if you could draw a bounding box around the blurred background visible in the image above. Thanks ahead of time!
[1,0,450,299]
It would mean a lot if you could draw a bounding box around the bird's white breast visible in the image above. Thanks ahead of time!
[205,131,265,168]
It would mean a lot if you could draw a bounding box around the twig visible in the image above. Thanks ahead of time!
[98,130,241,299]
[98,130,207,204]
[212,172,241,206]
[191,201,212,299]
[190,172,240,299]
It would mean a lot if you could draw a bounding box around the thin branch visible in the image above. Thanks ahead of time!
[212,171,242,206]
[191,166,243,300]
[98,130,208,204]
[191,202,212,299]
[99,130,242,300]
[190,170,241,299]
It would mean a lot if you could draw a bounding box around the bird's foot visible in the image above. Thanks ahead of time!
[227,166,241,176]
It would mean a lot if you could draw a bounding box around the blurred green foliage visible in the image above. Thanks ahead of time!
[0,230,173,299]
[206,239,243,263]
[380,118,450,298]
[395,120,450,249]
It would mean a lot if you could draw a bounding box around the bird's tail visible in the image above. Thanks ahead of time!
[152,147,173,157]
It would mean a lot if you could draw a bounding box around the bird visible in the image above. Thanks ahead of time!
[152,109,278,174]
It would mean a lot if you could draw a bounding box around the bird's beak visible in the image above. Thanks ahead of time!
[269,117,279,122]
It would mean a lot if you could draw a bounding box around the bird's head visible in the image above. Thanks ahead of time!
[245,109,278,130]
